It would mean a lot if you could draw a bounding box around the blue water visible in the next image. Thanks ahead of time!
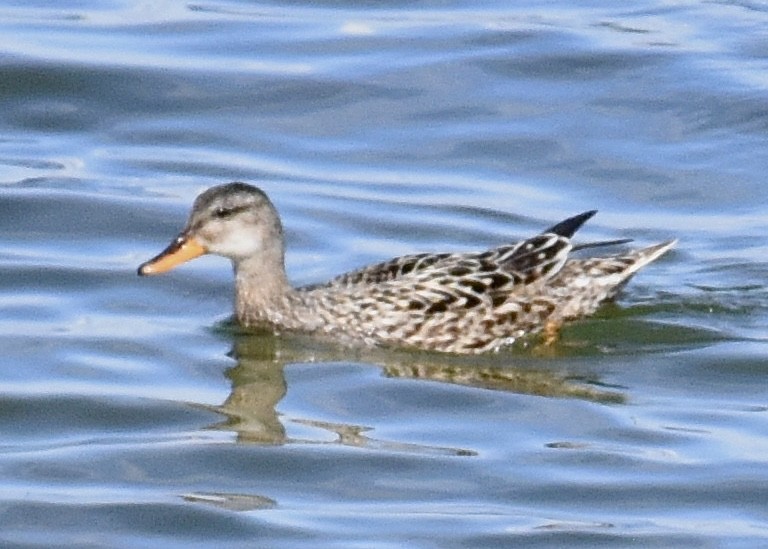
[1,1,767,546]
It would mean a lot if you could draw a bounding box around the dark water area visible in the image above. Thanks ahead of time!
[1,1,767,546]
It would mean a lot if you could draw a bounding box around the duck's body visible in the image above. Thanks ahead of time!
[139,182,675,354]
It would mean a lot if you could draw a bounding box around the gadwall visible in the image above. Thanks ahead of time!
[138,182,675,353]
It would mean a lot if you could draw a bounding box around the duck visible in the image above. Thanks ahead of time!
[138,182,676,354]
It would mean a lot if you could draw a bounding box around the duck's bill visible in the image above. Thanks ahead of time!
[138,234,207,276]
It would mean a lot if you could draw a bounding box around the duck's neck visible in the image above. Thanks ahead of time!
[233,252,295,327]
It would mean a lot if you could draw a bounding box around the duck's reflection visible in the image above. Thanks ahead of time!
[381,362,623,402]
[211,331,624,452]
[215,334,288,445]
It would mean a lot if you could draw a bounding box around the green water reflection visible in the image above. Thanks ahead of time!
[212,332,626,450]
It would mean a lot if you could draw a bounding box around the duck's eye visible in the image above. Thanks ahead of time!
[214,207,237,219]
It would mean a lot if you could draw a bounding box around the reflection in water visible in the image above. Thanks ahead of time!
[214,333,288,445]
[182,492,277,512]
[212,332,624,450]
[291,418,477,457]
[382,363,623,403]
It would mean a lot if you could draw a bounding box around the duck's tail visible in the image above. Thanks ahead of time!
[554,239,677,319]
[622,239,678,277]
[589,239,677,302]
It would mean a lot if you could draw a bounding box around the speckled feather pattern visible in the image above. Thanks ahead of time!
[141,182,676,354]
[251,238,674,354]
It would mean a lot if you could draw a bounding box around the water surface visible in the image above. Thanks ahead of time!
[1,0,767,546]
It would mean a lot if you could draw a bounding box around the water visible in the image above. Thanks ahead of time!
[1,0,767,546]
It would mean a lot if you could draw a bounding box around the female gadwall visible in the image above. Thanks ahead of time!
[138,182,675,353]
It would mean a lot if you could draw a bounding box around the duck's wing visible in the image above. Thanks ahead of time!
[488,233,572,284]
[319,236,565,290]
[312,211,598,291]
[319,252,456,288]
[485,210,597,284]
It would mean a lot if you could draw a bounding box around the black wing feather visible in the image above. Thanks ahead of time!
[543,210,596,238]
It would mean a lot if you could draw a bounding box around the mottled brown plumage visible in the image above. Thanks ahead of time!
[138,182,676,354]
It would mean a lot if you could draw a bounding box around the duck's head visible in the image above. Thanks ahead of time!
[138,182,284,276]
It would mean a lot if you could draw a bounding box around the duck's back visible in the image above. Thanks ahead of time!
[290,237,675,353]
[291,230,576,352]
